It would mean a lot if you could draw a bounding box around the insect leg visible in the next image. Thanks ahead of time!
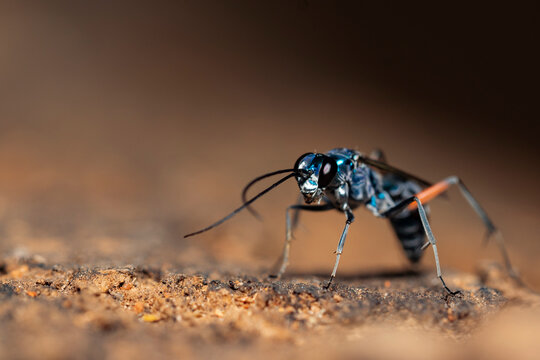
[290,194,306,233]
[393,196,459,295]
[324,208,355,289]
[382,196,459,294]
[407,176,519,283]
[412,196,460,295]
[271,203,335,278]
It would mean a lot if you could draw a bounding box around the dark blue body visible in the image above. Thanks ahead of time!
[322,148,427,262]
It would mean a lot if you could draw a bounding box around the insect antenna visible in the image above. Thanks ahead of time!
[184,172,297,238]
[241,169,296,219]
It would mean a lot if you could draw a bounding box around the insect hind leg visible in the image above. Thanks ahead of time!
[388,210,425,263]
[407,176,520,284]
[383,196,459,295]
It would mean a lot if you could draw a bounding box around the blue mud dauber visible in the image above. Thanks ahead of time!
[185,148,520,294]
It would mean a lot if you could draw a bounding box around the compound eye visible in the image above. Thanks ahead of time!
[294,152,315,174]
[318,157,337,188]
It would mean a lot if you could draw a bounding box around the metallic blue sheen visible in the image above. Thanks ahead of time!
[295,148,424,218]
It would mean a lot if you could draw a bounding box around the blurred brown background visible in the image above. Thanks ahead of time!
[1,2,539,285]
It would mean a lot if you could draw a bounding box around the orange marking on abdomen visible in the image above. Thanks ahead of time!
[407,180,450,211]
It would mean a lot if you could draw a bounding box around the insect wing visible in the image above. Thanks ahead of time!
[359,156,432,188]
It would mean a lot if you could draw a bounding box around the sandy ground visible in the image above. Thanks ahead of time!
[1,248,540,359]
[2,2,540,359]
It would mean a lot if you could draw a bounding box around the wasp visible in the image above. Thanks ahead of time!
[185,148,519,294]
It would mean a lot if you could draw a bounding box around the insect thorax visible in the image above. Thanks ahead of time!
[324,148,395,215]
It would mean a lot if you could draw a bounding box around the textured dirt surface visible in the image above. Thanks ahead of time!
[1,254,539,360]
[2,3,540,359]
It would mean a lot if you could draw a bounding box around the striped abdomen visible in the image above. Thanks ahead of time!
[388,209,425,263]
[383,175,427,263]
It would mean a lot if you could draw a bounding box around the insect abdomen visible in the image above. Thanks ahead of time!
[388,209,425,263]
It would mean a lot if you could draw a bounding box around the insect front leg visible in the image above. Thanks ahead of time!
[324,207,355,289]
[270,203,334,278]
[290,194,305,233]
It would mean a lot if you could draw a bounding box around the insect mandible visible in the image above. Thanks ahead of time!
[184,148,518,294]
